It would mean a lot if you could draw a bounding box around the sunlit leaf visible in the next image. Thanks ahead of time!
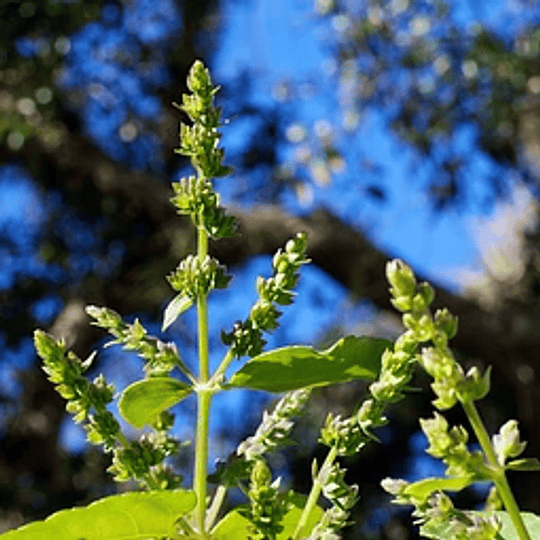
[497,511,540,539]
[0,490,196,540]
[403,475,475,502]
[228,336,391,392]
[162,293,193,331]
[278,492,324,540]
[119,377,193,428]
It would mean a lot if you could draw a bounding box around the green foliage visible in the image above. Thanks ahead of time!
[228,336,390,392]
[0,490,196,540]
[119,378,193,429]
[3,59,539,540]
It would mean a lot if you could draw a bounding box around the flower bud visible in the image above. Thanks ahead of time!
[411,282,435,312]
[390,295,412,312]
[493,419,527,465]
[434,308,458,340]
[251,459,272,486]
[457,366,491,404]
[386,259,417,298]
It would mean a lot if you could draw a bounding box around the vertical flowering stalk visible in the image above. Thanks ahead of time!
[169,59,235,536]
[382,259,534,540]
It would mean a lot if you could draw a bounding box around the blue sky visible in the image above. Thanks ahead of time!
[215,0,485,291]
[212,0,539,294]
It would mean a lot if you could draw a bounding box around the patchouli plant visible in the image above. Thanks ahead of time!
[1,60,539,540]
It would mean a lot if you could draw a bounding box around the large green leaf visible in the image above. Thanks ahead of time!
[119,377,193,428]
[419,510,540,540]
[228,336,391,392]
[211,492,323,540]
[0,490,196,540]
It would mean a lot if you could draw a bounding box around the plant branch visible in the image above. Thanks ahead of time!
[292,445,338,540]
[462,400,532,540]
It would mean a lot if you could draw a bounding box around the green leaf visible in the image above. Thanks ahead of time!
[0,489,196,540]
[211,492,323,540]
[278,492,324,540]
[419,510,540,540]
[119,377,193,429]
[211,509,252,540]
[228,336,391,393]
[403,475,475,502]
[497,511,540,539]
[163,293,193,331]
[505,457,540,471]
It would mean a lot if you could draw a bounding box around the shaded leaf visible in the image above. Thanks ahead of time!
[0,490,196,540]
[119,377,193,429]
[228,336,391,393]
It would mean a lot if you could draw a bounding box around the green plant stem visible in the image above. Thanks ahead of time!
[194,218,211,537]
[212,349,235,383]
[462,400,531,540]
[292,445,338,540]
[194,389,212,537]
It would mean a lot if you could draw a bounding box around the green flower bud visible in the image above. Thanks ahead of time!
[394,330,417,354]
[456,365,491,404]
[320,413,368,455]
[403,313,435,341]
[251,459,272,486]
[186,59,214,99]
[391,295,413,312]
[56,383,76,400]
[249,300,281,331]
[386,259,417,298]
[356,399,387,436]
[86,306,124,333]
[420,413,454,458]
[493,419,527,466]
[34,329,66,367]
[370,372,407,403]
[431,379,459,410]
[167,255,231,299]
[414,282,435,310]
[434,308,458,340]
